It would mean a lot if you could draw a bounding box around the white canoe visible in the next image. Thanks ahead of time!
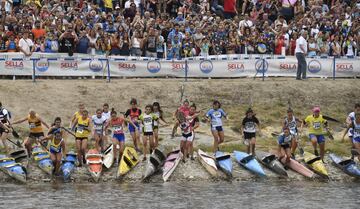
[197,149,218,177]
[103,144,114,169]
[162,149,183,182]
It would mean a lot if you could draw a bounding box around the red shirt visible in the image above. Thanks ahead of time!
[111,117,124,134]
[178,105,190,117]
[224,0,236,13]
[275,37,285,55]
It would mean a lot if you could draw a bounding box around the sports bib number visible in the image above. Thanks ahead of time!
[313,122,321,129]
[213,111,221,118]
[77,126,84,134]
[29,123,36,129]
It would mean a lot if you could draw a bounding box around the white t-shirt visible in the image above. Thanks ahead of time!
[92,115,107,131]
[124,0,140,8]
[18,38,34,55]
[239,20,253,28]
[102,111,111,121]
[295,36,307,54]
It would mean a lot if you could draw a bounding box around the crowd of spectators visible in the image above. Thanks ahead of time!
[0,0,359,59]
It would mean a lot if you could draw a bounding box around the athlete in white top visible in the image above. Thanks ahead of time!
[92,109,108,152]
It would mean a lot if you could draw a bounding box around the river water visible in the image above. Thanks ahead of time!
[0,180,359,209]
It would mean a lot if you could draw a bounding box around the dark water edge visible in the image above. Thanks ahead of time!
[0,181,359,209]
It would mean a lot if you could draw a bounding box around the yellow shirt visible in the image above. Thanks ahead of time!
[75,117,90,138]
[73,111,82,120]
[27,114,43,133]
[104,0,113,9]
[304,114,327,135]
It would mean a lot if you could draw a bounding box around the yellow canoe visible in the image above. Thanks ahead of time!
[303,151,329,177]
[117,147,139,178]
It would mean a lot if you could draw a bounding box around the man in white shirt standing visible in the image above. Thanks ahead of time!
[18,31,34,57]
[295,30,308,80]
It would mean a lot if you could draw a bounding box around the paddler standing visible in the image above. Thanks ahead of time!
[138,105,159,161]
[42,128,66,175]
[343,113,360,161]
[152,102,168,148]
[277,127,293,166]
[283,108,302,159]
[344,103,360,159]
[105,108,137,166]
[91,109,108,152]
[12,110,49,157]
[70,103,85,131]
[171,100,190,138]
[0,102,12,153]
[240,108,261,156]
[188,103,200,160]
[124,98,142,153]
[206,100,227,153]
[72,109,92,166]
[301,106,328,161]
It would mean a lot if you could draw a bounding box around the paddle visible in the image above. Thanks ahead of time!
[11,128,20,138]
[6,138,22,148]
[61,127,76,138]
[323,115,341,123]
[351,149,359,156]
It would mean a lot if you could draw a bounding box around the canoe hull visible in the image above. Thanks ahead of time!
[61,152,77,181]
[162,150,183,182]
[103,144,114,169]
[117,147,139,177]
[303,151,329,177]
[197,149,218,177]
[86,149,103,182]
[215,151,233,177]
[329,153,360,178]
[143,148,166,180]
[256,151,287,177]
[0,155,27,183]
[234,151,266,177]
[32,146,54,176]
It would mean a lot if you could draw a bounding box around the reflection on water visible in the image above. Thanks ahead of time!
[0,180,359,209]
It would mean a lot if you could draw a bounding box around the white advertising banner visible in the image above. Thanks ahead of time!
[0,53,359,78]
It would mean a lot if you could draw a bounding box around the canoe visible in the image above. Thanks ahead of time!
[215,151,233,177]
[0,155,27,183]
[85,149,103,182]
[103,144,114,169]
[329,153,360,178]
[143,148,166,180]
[256,151,288,177]
[9,148,29,169]
[303,151,329,178]
[32,145,54,176]
[234,151,266,177]
[117,147,139,178]
[278,155,315,178]
[197,149,218,177]
[162,149,183,182]
[61,152,77,181]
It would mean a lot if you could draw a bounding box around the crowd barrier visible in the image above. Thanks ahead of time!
[0,53,359,81]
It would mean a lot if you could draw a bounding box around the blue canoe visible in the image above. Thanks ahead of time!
[61,152,77,181]
[0,155,27,183]
[32,146,54,176]
[234,151,266,177]
[215,151,233,177]
[329,153,360,178]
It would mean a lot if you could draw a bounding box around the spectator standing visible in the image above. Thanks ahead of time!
[32,21,46,40]
[295,30,308,80]
[18,31,34,56]
[223,0,237,19]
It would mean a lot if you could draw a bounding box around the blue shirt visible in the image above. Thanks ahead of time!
[206,108,227,127]
[278,133,292,145]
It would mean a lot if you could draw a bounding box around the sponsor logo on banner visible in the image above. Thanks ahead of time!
[35,59,49,72]
[5,61,24,70]
[118,63,136,71]
[336,63,353,72]
[147,61,161,73]
[307,60,321,73]
[255,59,268,73]
[228,62,245,72]
[279,62,297,71]
[199,60,213,74]
[89,59,103,72]
[171,61,185,72]
[61,61,78,70]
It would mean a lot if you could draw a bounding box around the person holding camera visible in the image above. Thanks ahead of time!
[59,24,78,56]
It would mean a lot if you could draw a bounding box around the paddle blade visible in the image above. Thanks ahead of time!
[323,115,341,123]
[12,129,20,138]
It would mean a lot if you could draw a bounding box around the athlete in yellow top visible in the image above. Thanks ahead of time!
[301,106,328,161]
[42,128,66,175]
[72,109,92,166]
[138,105,159,161]
[70,103,85,131]
[12,110,49,156]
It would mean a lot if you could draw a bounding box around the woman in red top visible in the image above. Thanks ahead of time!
[125,99,142,152]
[171,100,190,138]
[274,34,285,55]
[105,108,136,164]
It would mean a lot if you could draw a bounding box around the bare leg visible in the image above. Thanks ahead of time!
[50,153,56,174]
[112,138,118,163]
[354,143,360,161]
[119,141,125,162]
[142,135,148,161]
[291,137,297,155]
[172,121,179,137]
[218,131,225,145]
[76,140,82,166]
[149,134,155,153]
[319,142,325,161]
[0,132,9,153]
[81,139,88,164]
[250,137,256,156]
[285,148,291,164]
[311,137,318,155]
[55,152,62,174]
[154,128,159,147]
[212,130,220,152]
[94,134,101,152]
